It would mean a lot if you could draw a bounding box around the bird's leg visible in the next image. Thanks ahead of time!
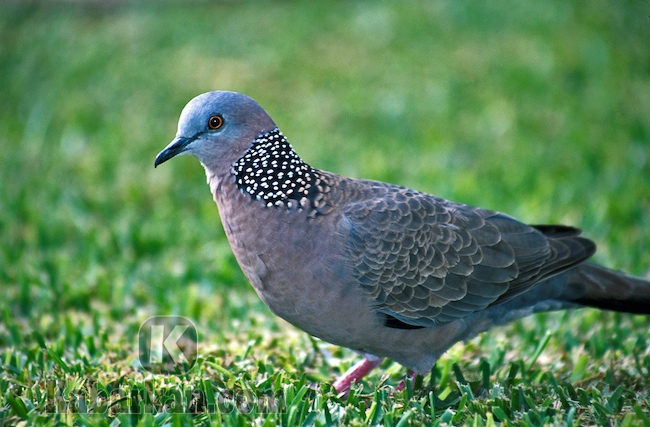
[333,355,383,396]
[393,370,418,394]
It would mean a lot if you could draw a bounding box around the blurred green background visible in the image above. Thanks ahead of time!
[1,0,649,425]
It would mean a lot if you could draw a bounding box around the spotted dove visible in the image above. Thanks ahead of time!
[155,91,650,395]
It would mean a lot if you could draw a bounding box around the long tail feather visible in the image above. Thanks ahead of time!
[569,263,650,315]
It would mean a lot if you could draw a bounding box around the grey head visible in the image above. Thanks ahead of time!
[154,91,277,173]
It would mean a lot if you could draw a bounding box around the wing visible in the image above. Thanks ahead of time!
[342,180,596,326]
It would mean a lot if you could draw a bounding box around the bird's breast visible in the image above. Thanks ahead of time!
[209,173,358,325]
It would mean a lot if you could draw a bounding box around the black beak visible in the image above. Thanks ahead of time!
[154,135,198,167]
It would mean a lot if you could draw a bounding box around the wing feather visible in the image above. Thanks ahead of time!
[343,179,595,326]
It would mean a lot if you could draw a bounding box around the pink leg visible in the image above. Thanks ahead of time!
[393,370,418,394]
[333,356,383,395]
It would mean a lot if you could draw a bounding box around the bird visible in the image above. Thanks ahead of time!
[155,91,650,395]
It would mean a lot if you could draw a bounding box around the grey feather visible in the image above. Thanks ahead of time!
[155,91,650,389]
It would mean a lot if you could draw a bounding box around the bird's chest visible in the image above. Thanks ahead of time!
[211,178,350,320]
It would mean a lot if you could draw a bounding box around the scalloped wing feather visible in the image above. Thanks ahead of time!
[343,180,595,326]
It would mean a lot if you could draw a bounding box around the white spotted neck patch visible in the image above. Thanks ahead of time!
[231,128,329,211]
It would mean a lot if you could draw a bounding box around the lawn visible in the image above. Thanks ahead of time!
[1,0,649,425]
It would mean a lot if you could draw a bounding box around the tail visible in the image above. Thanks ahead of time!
[568,263,650,315]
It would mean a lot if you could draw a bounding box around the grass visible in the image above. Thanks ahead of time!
[1,0,649,425]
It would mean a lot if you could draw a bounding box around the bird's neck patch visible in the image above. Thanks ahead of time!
[231,128,328,211]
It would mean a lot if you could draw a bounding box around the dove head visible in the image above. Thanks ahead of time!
[155,91,277,173]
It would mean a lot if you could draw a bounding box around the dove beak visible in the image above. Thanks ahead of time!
[154,134,198,167]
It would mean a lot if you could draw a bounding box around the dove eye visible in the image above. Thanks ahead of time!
[208,115,224,130]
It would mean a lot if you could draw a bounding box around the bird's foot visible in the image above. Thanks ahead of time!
[392,370,418,395]
[333,355,383,397]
